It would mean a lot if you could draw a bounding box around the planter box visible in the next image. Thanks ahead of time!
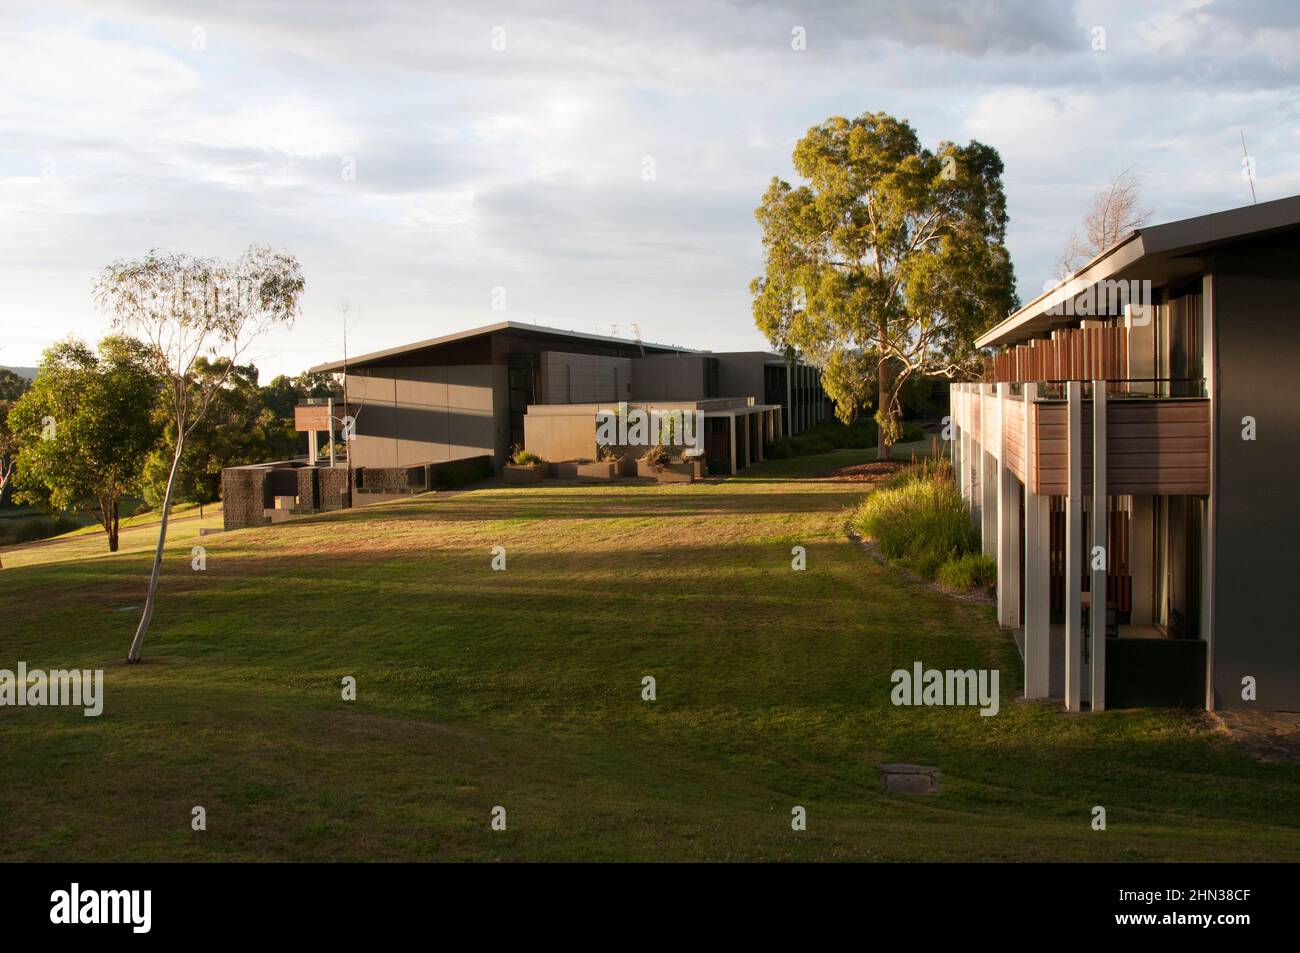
[548,460,580,479]
[576,459,623,481]
[635,456,704,482]
[503,463,545,484]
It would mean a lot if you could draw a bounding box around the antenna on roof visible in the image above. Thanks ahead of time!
[608,323,618,338]
[1240,129,1257,205]
[630,323,644,356]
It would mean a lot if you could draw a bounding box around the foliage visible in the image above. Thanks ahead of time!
[936,552,997,590]
[260,370,343,420]
[751,111,1017,457]
[8,337,161,551]
[0,368,30,401]
[0,400,18,506]
[0,513,81,546]
[510,446,543,467]
[139,358,296,512]
[640,443,670,470]
[852,455,978,579]
[95,243,304,661]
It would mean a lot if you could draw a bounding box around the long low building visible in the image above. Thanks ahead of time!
[221,321,831,528]
[303,321,829,471]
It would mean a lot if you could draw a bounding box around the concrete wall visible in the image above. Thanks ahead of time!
[1210,238,1300,711]
[346,364,506,467]
[538,351,631,404]
[631,355,708,400]
[524,407,599,462]
[716,352,768,405]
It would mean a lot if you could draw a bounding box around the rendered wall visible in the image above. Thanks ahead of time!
[1210,239,1300,711]
[346,364,503,467]
[631,355,708,400]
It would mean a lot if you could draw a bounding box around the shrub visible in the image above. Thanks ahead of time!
[852,460,978,580]
[641,444,670,470]
[3,514,81,545]
[509,446,543,467]
[936,553,997,590]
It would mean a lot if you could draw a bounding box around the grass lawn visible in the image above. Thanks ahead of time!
[1,449,1297,861]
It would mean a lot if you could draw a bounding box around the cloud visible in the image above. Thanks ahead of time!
[0,0,1297,375]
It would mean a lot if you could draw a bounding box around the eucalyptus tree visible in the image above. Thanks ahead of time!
[751,112,1017,457]
[95,244,304,662]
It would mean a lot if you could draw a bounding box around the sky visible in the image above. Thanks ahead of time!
[1,0,1297,379]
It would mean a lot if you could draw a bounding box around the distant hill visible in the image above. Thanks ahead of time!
[1,366,37,381]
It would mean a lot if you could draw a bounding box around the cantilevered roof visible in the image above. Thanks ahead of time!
[977,194,1300,349]
[309,320,699,373]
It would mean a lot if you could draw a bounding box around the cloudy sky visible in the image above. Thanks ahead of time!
[1,0,1297,378]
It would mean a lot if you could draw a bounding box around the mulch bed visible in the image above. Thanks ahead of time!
[819,459,909,482]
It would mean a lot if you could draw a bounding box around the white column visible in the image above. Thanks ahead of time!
[962,387,975,511]
[981,386,997,557]
[950,385,961,477]
[1023,383,1050,698]
[996,383,1014,627]
[728,414,737,475]
[1090,381,1107,712]
[308,428,319,464]
[1065,381,1084,712]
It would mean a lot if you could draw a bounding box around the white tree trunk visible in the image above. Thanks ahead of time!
[127,438,184,662]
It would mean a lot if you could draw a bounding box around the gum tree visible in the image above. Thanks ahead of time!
[8,337,159,551]
[751,112,1017,457]
[95,244,304,663]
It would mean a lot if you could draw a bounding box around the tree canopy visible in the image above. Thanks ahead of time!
[8,337,161,551]
[751,111,1017,454]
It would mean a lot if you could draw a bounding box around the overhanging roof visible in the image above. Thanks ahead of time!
[977,194,1300,349]
[309,320,698,373]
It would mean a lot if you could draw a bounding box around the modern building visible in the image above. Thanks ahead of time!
[221,321,831,529]
[952,195,1300,712]
[303,321,829,472]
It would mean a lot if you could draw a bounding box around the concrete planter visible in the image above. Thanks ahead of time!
[548,460,581,479]
[576,459,624,481]
[635,456,704,482]
[503,463,545,484]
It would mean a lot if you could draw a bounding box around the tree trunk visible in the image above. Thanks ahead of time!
[108,499,119,552]
[127,439,184,663]
[877,347,892,461]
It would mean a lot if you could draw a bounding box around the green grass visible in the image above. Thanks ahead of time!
[0,450,1297,861]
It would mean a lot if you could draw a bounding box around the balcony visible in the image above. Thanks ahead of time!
[952,383,1210,497]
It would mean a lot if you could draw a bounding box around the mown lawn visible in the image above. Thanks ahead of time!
[1,450,1297,861]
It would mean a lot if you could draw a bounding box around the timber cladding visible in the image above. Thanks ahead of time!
[1034,399,1210,496]
[1003,397,1025,480]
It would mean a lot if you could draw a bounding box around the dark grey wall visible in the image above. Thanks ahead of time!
[1211,238,1300,711]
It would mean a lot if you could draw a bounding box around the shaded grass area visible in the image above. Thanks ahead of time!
[1,449,1297,861]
